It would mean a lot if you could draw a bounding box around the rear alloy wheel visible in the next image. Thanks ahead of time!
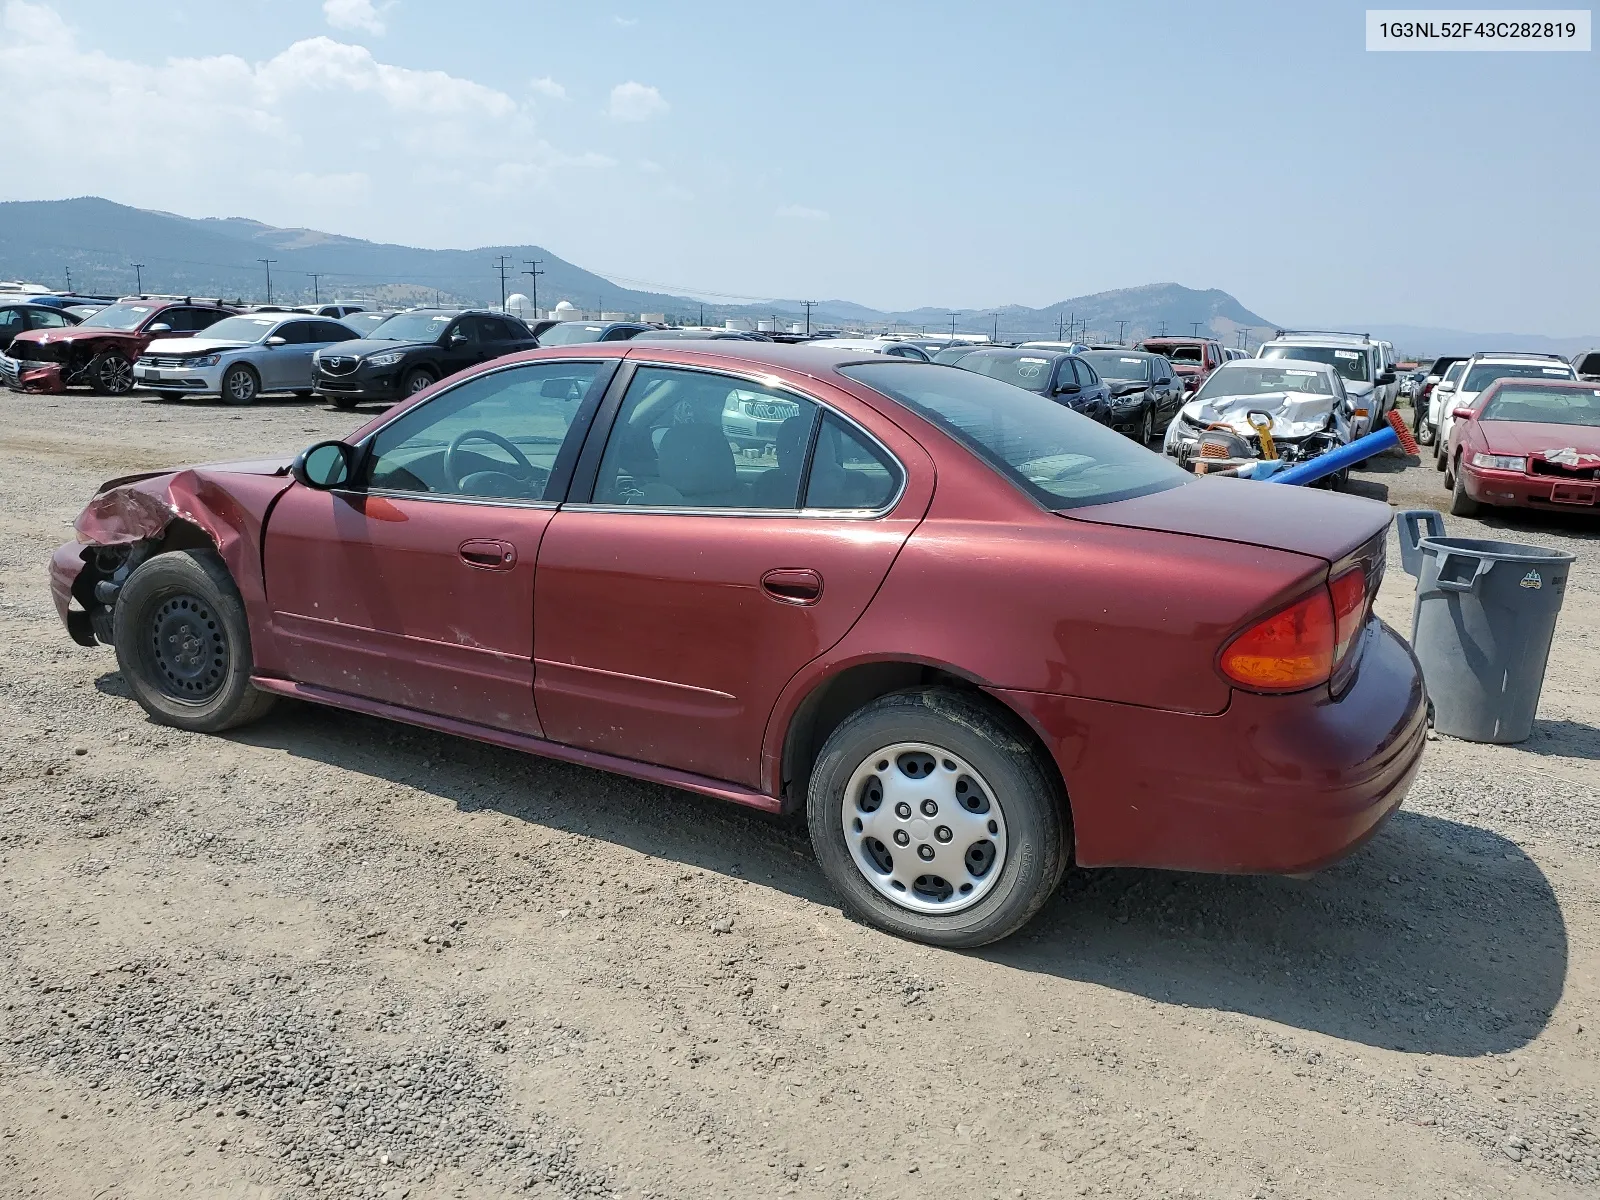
[221,364,260,406]
[111,548,275,733]
[401,366,437,397]
[93,353,134,396]
[1450,460,1482,517]
[806,688,1066,948]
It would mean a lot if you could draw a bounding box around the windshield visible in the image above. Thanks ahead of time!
[843,362,1187,509]
[539,323,609,345]
[932,346,978,364]
[197,315,278,342]
[1194,364,1335,400]
[1145,342,1203,363]
[1464,362,1574,393]
[1260,344,1372,383]
[1480,385,1600,426]
[956,352,1061,393]
[367,312,455,342]
[1080,352,1151,381]
[342,312,391,334]
[77,304,156,331]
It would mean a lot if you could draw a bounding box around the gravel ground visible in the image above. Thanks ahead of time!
[0,393,1595,1199]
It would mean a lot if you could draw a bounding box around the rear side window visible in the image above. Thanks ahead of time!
[843,362,1187,510]
[803,414,902,510]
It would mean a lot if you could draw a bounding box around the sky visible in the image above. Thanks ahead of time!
[1,0,1596,333]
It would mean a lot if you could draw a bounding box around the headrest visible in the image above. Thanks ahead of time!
[657,424,737,496]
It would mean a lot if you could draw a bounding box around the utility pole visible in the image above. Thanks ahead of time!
[131,263,145,294]
[948,313,958,338]
[307,273,323,303]
[991,312,999,343]
[258,258,277,304]
[801,300,816,336]
[522,260,544,316]
[699,303,705,326]
[1190,321,1202,337]
[64,266,72,292]
[1055,311,1065,340]
[492,255,512,311]
[1117,319,1127,344]
[1158,321,1168,336]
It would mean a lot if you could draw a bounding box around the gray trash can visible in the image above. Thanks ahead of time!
[1395,509,1575,744]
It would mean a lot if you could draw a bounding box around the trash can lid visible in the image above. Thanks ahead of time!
[1418,535,1575,566]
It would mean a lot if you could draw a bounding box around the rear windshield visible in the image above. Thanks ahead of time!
[1464,362,1574,392]
[1260,344,1372,383]
[1480,385,1600,426]
[1147,343,1203,363]
[842,362,1187,510]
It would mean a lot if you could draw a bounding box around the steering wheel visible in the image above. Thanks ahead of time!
[444,429,543,493]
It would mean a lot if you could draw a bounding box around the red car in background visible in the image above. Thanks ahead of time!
[1443,378,1600,517]
[50,343,1425,947]
[1135,336,1227,395]
[5,297,234,394]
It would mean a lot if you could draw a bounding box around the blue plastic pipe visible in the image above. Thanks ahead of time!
[1264,411,1418,486]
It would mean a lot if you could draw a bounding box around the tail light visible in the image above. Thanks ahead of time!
[1219,565,1370,693]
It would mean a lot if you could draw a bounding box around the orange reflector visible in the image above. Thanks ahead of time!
[1219,588,1336,692]
[1199,442,1228,458]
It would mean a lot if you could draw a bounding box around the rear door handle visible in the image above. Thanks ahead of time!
[761,568,823,605]
[459,539,517,571]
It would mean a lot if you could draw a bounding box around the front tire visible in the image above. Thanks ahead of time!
[401,366,437,397]
[111,549,275,733]
[1449,463,1482,516]
[221,364,260,406]
[1139,405,1154,445]
[92,353,134,396]
[805,688,1067,948]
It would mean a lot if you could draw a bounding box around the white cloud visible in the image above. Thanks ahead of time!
[776,204,829,221]
[0,2,610,244]
[529,76,566,101]
[607,81,667,122]
[323,0,386,35]
[611,16,639,28]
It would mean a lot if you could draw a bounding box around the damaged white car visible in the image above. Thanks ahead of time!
[1162,359,1356,486]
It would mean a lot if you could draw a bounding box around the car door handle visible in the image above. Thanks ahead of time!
[459,539,517,571]
[761,568,822,605]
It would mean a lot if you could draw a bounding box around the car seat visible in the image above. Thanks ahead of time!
[752,414,812,507]
[650,423,747,507]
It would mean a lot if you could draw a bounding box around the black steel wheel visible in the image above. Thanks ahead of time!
[112,549,275,732]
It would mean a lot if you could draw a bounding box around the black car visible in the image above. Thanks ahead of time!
[1077,349,1185,443]
[0,301,81,353]
[312,309,539,408]
[953,348,1113,424]
[931,344,984,365]
[1571,348,1600,382]
[536,320,653,346]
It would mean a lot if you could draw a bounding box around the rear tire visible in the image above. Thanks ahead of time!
[111,549,275,733]
[805,688,1067,948]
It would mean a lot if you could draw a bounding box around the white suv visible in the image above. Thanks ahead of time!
[1256,331,1394,437]
[1432,352,1577,469]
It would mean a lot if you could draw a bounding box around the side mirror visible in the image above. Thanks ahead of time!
[449,330,468,346]
[147,323,172,334]
[265,335,287,348]
[1451,407,1475,421]
[1377,371,1396,385]
[1055,382,1081,395]
[1437,380,1456,393]
[292,440,355,490]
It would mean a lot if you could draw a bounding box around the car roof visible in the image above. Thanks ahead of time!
[1467,352,1569,362]
[1215,357,1334,373]
[1080,348,1159,357]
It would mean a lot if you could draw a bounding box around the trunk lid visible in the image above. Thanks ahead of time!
[1064,475,1392,564]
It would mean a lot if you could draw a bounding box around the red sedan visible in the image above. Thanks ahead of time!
[51,344,1425,947]
[1444,378,1600,517]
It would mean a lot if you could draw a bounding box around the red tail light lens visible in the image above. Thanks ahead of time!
[1220,567,1370,693]
[1219,589,1335,692]
[1328,565,1368,663]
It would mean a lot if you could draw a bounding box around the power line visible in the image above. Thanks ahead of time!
[492,255,513,311]
[522,259,544,317]
[257,258,277,304]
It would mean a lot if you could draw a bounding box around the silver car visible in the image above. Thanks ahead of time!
[134,313,359,404]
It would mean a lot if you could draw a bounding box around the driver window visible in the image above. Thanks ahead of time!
[361,362,604,502]
[591,366,820,509]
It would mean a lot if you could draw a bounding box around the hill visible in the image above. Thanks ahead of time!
[0,196,1275,341]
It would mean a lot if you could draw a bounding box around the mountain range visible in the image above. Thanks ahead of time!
[2,197,1592,355]
[0,197,1274,344]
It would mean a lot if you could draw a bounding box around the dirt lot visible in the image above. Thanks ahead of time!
[0,393,1596,1200]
